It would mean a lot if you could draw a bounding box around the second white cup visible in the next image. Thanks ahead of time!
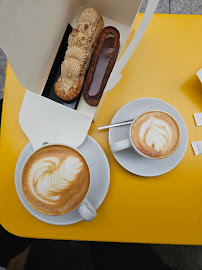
[20,143,96,222]
[110,110,181,159]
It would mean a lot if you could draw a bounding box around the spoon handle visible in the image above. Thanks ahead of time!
[97,120,133,130]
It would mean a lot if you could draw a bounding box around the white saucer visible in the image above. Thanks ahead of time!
[15,135,110,225]
[108,98,188,177]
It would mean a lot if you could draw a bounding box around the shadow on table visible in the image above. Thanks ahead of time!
[0,225,171,270]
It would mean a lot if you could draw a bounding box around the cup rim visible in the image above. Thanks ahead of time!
[20,143,92,216]
[129,110,181,159]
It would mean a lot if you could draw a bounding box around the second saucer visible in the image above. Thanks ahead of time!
[108,98,188,177]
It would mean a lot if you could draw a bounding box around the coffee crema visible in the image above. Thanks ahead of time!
[21,145,90,215]
[131,111,180,159]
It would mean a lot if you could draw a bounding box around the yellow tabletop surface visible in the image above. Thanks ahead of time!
[1,14,202,244]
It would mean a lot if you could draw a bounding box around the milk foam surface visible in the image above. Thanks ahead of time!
[21,145,90,215]
[131,112,180,158]
[29,156,83,205]
[139,116,172,152]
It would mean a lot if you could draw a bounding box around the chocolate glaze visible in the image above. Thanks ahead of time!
[83,26,120,106]
[88,37,115,97]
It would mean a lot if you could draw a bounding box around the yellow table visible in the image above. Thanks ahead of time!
[1,14,202,244]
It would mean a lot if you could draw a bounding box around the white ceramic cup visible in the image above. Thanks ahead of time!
[20,143,96,222]
[110,110,180,159]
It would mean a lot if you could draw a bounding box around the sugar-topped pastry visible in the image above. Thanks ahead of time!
[54,8,104,101]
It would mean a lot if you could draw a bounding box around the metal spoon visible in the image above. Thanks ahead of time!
[97,119,133,130]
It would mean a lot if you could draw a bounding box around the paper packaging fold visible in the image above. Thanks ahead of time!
[19,91,92,150]
[194,68,202,127]
[104,0,160,93]
[197,68,202,84]
[1,0,160,149]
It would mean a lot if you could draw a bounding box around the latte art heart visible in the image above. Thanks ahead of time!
[21,145,90,215]
[131,111,180,159]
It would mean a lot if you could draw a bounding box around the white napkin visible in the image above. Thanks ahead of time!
[193,113,202,127]
[191,141,202,156]
[191,69,202,155]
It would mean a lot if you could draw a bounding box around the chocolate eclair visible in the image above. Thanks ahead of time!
[83,26,120,106]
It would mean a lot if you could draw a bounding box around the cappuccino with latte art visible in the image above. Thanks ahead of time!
[131,111,180,159]
[110,110,181,159]
[21,145,90,215]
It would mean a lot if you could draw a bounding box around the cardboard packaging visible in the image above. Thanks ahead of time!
[0,0,160,150]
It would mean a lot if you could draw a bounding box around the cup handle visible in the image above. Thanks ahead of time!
[77,198,96,222]
[110,139,132,152]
